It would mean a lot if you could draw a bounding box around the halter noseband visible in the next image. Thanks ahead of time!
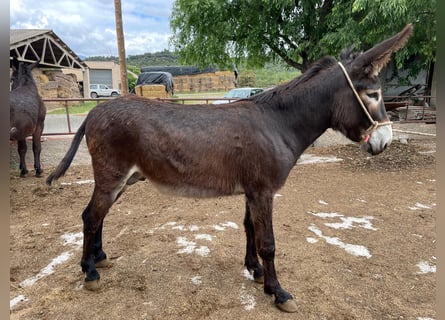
[337,62,392,136]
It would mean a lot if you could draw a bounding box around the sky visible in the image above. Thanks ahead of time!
[10,0,175,58]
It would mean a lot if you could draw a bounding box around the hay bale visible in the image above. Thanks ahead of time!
[141,84,165,92]
[38,74,49,83]
[134,85,143,96]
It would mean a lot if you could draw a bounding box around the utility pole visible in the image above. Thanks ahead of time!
[114,0,128,95]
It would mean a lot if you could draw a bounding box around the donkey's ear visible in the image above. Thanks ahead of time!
[11,57,20,70]
[353,23,414,77]
[28,61,40,70]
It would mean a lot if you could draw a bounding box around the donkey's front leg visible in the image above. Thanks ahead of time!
[32,125,44,177]
[246,192,298,313]
[243,200,264,283]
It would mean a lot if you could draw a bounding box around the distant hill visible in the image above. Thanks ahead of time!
[84,50,178,68]
[83,51,300,88]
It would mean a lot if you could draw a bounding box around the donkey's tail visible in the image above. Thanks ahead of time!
[46,120,87,186]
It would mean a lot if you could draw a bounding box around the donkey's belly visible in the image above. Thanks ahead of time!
[149,180,244,198]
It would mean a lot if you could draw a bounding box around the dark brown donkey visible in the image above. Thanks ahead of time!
[47,25,413,312]
[10,58,46,177]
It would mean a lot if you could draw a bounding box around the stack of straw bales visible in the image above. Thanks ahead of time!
[31,68,82,110]
[134,84,171,99]
[174,70,235,93]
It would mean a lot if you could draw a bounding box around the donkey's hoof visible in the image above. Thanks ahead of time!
[276,299,298,313]
[84,279,101,291]
[254,275,264,284]
[95,259,113,268]
[35,170,43,177]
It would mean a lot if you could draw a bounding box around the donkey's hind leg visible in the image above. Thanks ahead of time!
[17,139,28,177]
[243,199,264,283]
[81,186,119,291]
[81,167,139,290]
[92,220,113,269]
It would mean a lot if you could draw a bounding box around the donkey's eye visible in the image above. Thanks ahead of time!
[367,92,379,100]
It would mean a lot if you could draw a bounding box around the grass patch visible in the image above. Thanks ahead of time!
[47,101,101,115]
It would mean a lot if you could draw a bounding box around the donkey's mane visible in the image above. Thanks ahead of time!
[251,55,338,104]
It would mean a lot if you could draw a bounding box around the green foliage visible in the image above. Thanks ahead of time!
[170,0,436,76]
[126,65,140,91]
[324,0,436,74]
[84,51,179,69]
[126,50,179,68]
[238,70,256,87]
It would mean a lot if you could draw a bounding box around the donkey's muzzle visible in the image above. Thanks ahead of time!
[362,125,392,155]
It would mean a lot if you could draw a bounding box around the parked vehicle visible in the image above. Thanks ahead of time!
[89,84,121,98]
[213,87,264,104]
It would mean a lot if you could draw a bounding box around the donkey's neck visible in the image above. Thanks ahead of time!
[259,67,342,156]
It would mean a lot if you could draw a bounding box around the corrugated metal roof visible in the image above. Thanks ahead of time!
[10,29,52,45]
[10,29,87,69]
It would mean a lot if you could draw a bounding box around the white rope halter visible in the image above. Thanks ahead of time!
[337,62,392,136]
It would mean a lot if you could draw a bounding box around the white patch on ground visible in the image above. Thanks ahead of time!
[20,251,73,288]
[308,225,372,258]
[325,216,377,231]
[239,284,256,311]
[242,268,255,281]
[417,317,435,320]
[195,234,213,241]
[176,236,210,257]
[306,237,319,244]
[191,275,202,285]
[297,154,343,165]
[176,237,198,254]
[409,203,432,210]
[195,246,210,256]
[308,211,377,230]
[318,200,329,205]
[10,295,28,309]
[213,221,239,231]
[61,232,83,247]
[274,193,283,198]
[60,179,95,186]
[172,224,200,231]
[416,261,436,274]
[11,231,83,310]
[308,212,343,219]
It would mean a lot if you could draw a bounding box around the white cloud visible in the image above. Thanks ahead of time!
[10,0,175,57]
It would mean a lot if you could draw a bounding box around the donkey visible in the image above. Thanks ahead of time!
[47,24,413,312]
[10,58,47,177]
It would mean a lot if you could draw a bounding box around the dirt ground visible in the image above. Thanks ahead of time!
[10,127,436,320]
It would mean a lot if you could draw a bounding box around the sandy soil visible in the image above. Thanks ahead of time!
[10,132,436,319]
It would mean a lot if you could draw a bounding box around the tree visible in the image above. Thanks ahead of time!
[170,0,435,74]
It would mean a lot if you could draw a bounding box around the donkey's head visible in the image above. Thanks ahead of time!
[10,58,39,91]
[332,24,413,155]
